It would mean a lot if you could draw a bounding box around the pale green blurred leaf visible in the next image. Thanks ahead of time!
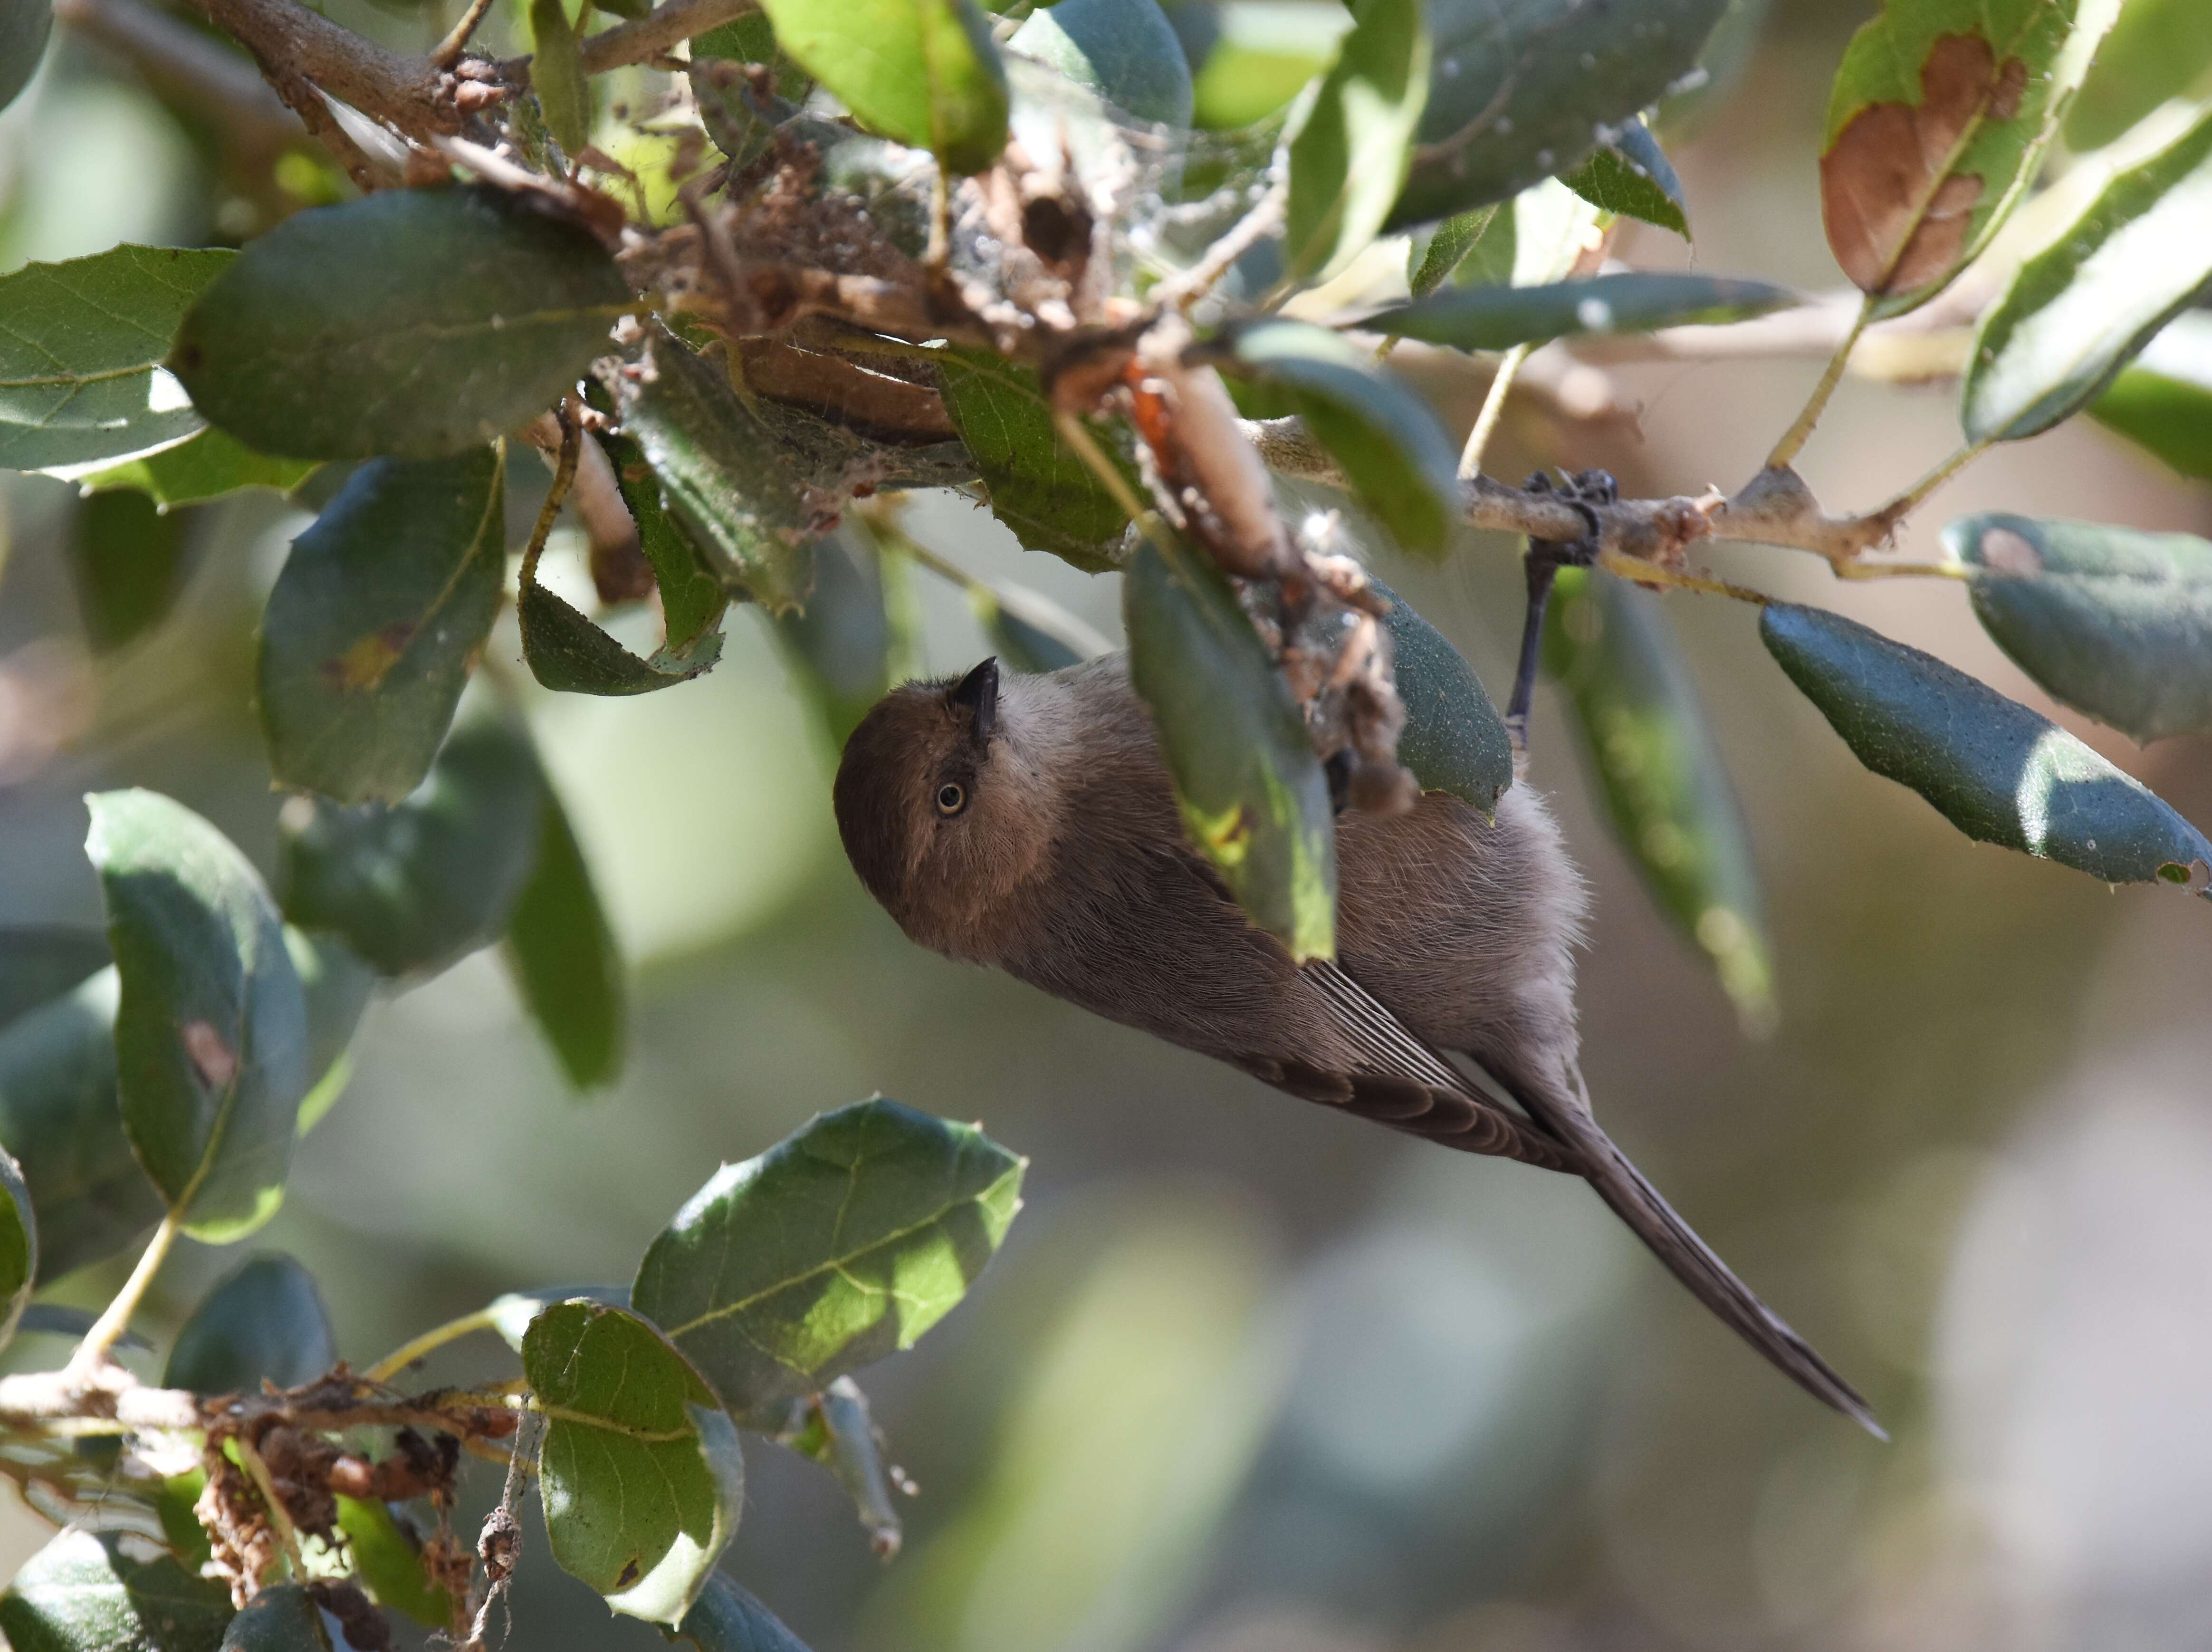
[77,427,317,508]
[757,0,1009,173]
[1010,0,1193,126]
[1363,272,1790,351]
[531,0,592,156]
[2090,309,2212,480]
[1283,0,1427,285]
[502,769,627,1090]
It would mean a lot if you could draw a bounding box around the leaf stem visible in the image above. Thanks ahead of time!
[519,416,580,588]
[362,1309,504,1385]
[1458,342,1530,480]
[68,1211,180,1376]
[429,0,498,67]
[1767,294,1872,470]
[236,1432,310,1582]
[1882,437,1989,520]
[1053,411,1168,560]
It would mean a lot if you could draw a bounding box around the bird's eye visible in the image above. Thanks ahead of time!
[935,782,968,816]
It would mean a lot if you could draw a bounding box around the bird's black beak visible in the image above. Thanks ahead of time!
[948,656,999,745]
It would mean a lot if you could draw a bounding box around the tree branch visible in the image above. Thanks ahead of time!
[579,0,757,76]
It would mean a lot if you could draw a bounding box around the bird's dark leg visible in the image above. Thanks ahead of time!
[1506,469,1614,762]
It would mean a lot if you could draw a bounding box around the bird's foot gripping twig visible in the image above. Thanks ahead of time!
[1506,468,1614,766]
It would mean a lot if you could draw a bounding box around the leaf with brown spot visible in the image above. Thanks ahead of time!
[1820,0,2119,317]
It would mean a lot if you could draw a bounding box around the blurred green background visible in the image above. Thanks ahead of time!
[5,1,2212,1649]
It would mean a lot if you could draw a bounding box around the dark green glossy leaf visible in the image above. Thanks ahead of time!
[1363,272,1791,351]
[933,348,1132,573]
[0,926,108,1031]
[2091,310,2212,481]
[89,790,308,1243]
[165,1252,338,1394]
[666,1574,812,1652]
[1124,534,1338,957]
[1964,101,2212,442]
[775,528,895,743]
[519,579,724,695]
[1546,569,1773,1027]
[632,1098,1025,1420]
[1819,0,2117,317]
[280,718,544,979]
[285,927,375,1134]
[1947,511,2212,743]
[0,969,164,1281]
[1010,0,1192,126]
[1405,202,1502,298]
[171,186,631,460]
[1761,601,2212,896]
[783,1376,904,1558]
[69,489,189,653]
[0,1146,34,1351]
[1283,0,1427,285]
[1370,576,1510,813]
[1388,0,1726,228]
[1561,118,1689,238]
[1,247,230,474]
[336,1497,450,1627]
[0,0,48,114]
[217,1583,346,1651]
[1217,319,1457,556]
[0,1529,233,1652]
[757,0,1009,173]
[77,427,318,508]
[531,0,592,156]
[502,772,626,1090]
[259,449,506,805]
[616,328,814,615]
[597,427,728,651]
[523,1300,745,1623]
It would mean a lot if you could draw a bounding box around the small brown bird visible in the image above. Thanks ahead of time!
[834,654,1877,1433]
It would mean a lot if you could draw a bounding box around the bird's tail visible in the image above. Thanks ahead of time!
[1516,1064,1884,1437]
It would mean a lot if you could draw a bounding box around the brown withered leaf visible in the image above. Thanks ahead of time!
[1822,33,2029,296]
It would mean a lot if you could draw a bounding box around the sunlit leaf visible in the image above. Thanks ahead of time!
[1561,118,1689,238]
[757,0,1009,173]
[1283,0,1428,285]
[1371,575,1510,813]
[2090,310,2212,481]
[1761,601,2212,896]
[2065,0,2212,150]
[933,349,1132,573]
[502,769,626,1091]
[172,186,630,460]
[259,449,506,805]
[164,1252,338,1394]
[1963,100,2212,442]
[524,1300,745,1624]
[1188,1,1346,130]
[1947,511,2212,743]
[531,0,592,157]
[1546,570,1774,1028]
[88,790,308,1243]
[335,1497,450,1627]
[1405,202,1501,298]
[487,1282,630,1349]
[595,427,727,653]
[1216,319,1457,556]
[1009,0,1193,126]
[667,1574,813,1652]
[1124,533,1338,957]
[0,1529,233,1652]
[0,246,230,474]
[68,490,189,653]
[76,427,318,508]
[1819,0,2119,317]
[1361,272,1791,351]
[632,1098,1025,1420]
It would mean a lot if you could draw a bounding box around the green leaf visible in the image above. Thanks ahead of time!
[1947,511,2212,743]
[487,1282,631,1349]
[783,1377,905,1558]
[523,1300,745,1624]
[775,528,895,743]
[615,328,814,615]
[76,426,319,508]
[0,970,165,1281]
[933,348,1133,573]
[502,770,627,1090]
[1188,4,1345,130]
[335,1497,450,1627]
[281,718,545,979]
[285,927,375,1134]
[1388,0,1726,228]
[68,490,189,653]
[259,449,506,806]
[1545,570,1774,1028]
[1216,319,1457,556]
[217,1583,345,1651]
[1561,119,1690,239]
[0,0,48,115]
[972,581,1107,674]
[171,186,631,461]
[2066,0,2212,151]
[531,0,593,156]
[1009,0,1192,126]
[666,1574,812,1652]
[631,1097,1025,1419]
[0,1529,234,1652]
[0,247,231,474]
[88,790,308,1243]
[757,0,1010,173]
[1760,601,2212,896]
[1405,202,1501,298]
[1283,0,1428,285]
[1124,534,1338,958]
[1370,576,1510,813]
[1963,101,2212,442]
[2090,310,2212,481]
[0,925,109,1031]
[165,1252,338,1394]
[0,1146,34,1352]
[1362,272,1792,351]
[1819,0,2120,316]
[519,579,725,694]
[598,427,729,651]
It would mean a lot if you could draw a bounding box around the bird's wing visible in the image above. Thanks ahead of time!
[1248,959,1582,1174]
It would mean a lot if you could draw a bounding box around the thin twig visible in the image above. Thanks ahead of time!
[1053,412,1160,559]
[1596,547,1769,604]
[520,408,583,588]
[362,1310,505,1386]
[576,0,756,74]
[430,0,499,68]
[67,1212,179,1378]
[1457,340,1529,480]
[1157,179,1287,313]
[234,1433,309,1582]
[1767,293,1873,470]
